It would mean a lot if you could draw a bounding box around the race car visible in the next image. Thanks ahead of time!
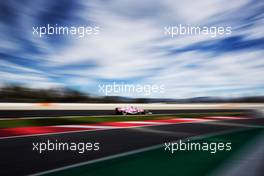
[115,106,152,115]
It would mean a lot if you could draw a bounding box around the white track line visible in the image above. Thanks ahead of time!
[207,116,248,120]
[0,128,104,140]
[0,114,174,120]
[56,125,118,129]
[121,121,167,124]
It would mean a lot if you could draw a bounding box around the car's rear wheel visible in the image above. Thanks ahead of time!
[115,108,121,115]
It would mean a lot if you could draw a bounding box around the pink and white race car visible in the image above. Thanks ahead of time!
[115,106,152,115]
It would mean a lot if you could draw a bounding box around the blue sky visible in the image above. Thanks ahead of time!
[0,0,263,98]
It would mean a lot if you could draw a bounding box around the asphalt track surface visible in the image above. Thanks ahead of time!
[0,109,252,118]
[0,116,264,176]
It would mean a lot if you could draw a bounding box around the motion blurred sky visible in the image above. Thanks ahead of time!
[0,0,263,98]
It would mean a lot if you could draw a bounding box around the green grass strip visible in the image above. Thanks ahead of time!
[0,112,246,129]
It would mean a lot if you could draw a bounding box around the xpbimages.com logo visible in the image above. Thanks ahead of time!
[98,82,165,96]
[32,24,100,38]
[32,140,100,154]
[164,140,232,154]
[164,24,232,38]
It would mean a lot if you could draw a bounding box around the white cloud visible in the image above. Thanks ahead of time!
[146,50,264,98]
[1,0,263,98]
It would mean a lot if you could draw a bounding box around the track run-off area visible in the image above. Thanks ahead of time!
[0,116,249,139]
[0,104,264,176]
